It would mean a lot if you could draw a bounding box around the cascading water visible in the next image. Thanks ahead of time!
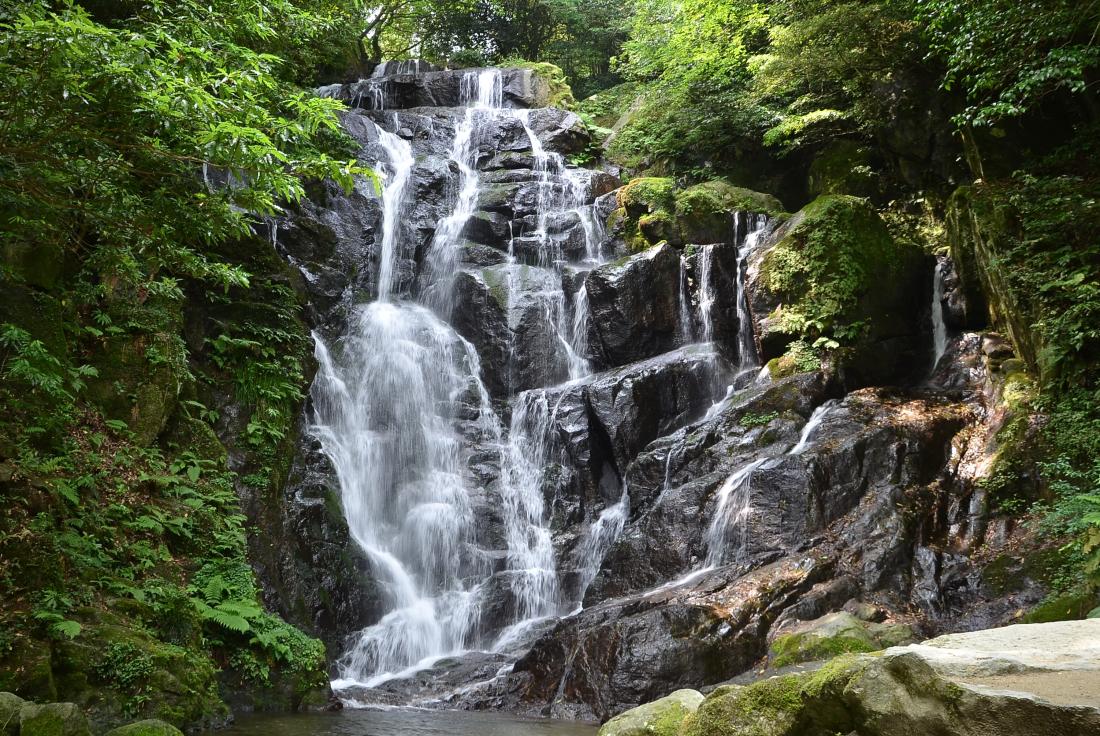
[789,400,838,455]
[572,488,630,607]
[697,244,717,344]
[422,70,502,314]
[499,391,564,623]
[930,256,948,371]
[374,122,414,301]
[734,213,768,370]
[314,72,510,688]
[678,254,695,344]
[704,458,770,567]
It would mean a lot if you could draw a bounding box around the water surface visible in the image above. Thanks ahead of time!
[225,709,598,736]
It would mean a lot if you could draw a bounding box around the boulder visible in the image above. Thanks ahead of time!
[522,107,590,154]
[748,194,927,388]
[18,703,91,736]
[586,243,682,368]
[585,345,731,472]
[450,270,513,397]
[102,721,183,736]
[597,689,704,736]
[675,619,1100,736]
[675,181,786,245]
[767,611,917,668]
[1,693,25,736]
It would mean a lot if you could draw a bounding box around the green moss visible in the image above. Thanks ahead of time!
[0,692,26,736]
[770,633,876,669]
[766,340,821,380]
[675,180,786,219]
[618,177,676,216]
[102,720,183,736]
[683,676,803,736]
[638,210,678,245]
[758,195,922,372]
[1021,590,1100,623]
[504,60,576,109]
[18,703,91,736]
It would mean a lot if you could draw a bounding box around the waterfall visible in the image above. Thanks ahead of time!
[513,110,599,378]
[704,458,769,567]
[572,489,630,607]
[930,256,948,371]
[678,254,695,344]
[789,400,837,455]
[697,244,716,344]
[313,70,510,688]
[314,304,495,686]
[310,64,621,691]
[571,284,591,373]
[735,214,768,369]
[500,390,565,621]
[422,70,502,314]
[374,123,414,300]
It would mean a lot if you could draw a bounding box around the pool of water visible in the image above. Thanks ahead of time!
[224,708,599,736]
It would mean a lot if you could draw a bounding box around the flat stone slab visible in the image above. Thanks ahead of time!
[887,619,1100,708]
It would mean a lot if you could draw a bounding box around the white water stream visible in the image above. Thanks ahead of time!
[312,69,623,688]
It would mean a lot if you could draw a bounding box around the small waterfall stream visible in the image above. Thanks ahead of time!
[930,256,949,371]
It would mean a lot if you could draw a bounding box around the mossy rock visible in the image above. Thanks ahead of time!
[0,638,56,702]
[680,655,871,736]
[807,140,879,200]
[675,181,786,244]
[1,692,26,736]
[757,195,926,387]
[83,333,183,446]
[508,61,576,109]
[18,703,91,736]
[102,720,183,736]
[618,177,676,218]
[638,211,678,245]
[597,689,703,736]
[612,178,678,251]
[1021,590,1100,624]
[768,612,917,669]
[50,609,223,731]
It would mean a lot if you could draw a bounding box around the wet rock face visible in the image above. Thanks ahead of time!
[586,243,682,368]
[248,428,382,659]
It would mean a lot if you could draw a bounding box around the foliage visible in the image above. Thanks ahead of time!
[753,1,922,149]
[915,0,1100,126]
[739,411,779,428]
[369,0,629,96]
[0,0,345,722]
[610,0,772,171]
[0,0,362,316]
